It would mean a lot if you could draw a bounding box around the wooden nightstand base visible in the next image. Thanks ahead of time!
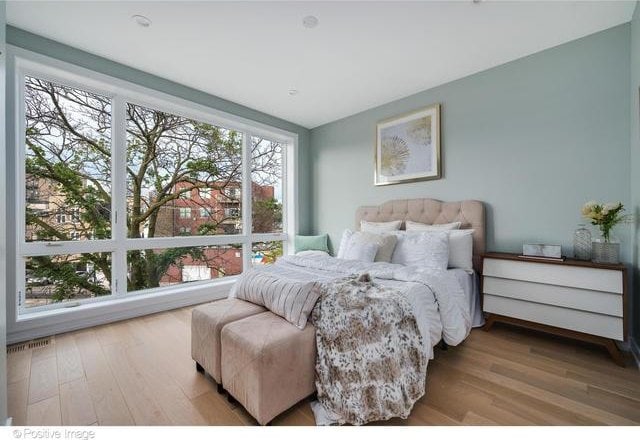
[484,313,625,367]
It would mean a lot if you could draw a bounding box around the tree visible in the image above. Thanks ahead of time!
[24,76,283,302]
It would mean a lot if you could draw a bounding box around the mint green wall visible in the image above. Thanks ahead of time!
[5,26,312,234]
[0,0,7,425]
[310,25,631,274]
[630,2,640,343]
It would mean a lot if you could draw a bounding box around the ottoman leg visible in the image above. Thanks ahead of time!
[217,383,225,394]
[196,362,205,374]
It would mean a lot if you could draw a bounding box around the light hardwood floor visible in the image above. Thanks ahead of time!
[7,306,640,426]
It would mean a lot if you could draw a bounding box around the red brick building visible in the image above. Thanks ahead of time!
[157,181,276,285]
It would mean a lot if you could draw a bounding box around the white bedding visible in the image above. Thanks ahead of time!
[232,254,479,355]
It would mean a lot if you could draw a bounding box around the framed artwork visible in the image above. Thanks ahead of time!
[375,103,441,186]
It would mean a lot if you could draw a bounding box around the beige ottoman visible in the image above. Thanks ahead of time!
[221,312,316,425]
[191,298,267,387]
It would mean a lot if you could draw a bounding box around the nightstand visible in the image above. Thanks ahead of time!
[481,252,627,366]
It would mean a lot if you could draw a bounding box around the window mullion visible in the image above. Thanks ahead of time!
[242,132,253,270]
[112,96,128,296]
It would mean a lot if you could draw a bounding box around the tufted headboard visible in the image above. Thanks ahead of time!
[355,199,485,272]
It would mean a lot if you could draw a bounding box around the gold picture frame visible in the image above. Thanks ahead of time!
[374,103,441,186]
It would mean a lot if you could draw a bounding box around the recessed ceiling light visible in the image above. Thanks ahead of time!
[288,89,299,96]
[132,14,152,28]
[302,15,319,29]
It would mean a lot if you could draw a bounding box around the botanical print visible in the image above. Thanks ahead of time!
[375,104,440,185]
[380,117,432,176]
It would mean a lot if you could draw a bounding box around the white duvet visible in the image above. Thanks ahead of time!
[235,254,473,357]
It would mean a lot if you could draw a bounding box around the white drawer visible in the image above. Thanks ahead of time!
[483,258,623,294]
[483,294,624,340]
[482,277,623,317]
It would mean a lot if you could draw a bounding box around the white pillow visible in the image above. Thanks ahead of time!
[337,229,353,259]
[448,229,474,273]
[337,229,398,262]
[360,220,402,233]
[405,220,462,231]
[342,241,379,262]
[390,231,449,271]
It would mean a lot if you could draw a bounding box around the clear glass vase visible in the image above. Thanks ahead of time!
[591,236,620,264]
[573,224,591,261]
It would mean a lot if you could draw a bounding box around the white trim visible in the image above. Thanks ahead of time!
[7,278,233,344]
[286,137,298,255]
[7,45,298,334]
[242,133,253,271]
[112,95,127,299]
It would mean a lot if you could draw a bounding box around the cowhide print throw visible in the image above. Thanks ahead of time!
[310,273,427,425]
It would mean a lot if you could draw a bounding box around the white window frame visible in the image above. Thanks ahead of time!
[200,188,211,199]
[8,46,297,341]
[179,207,191,219]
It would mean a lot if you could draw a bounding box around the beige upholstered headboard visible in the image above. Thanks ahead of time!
[355,199,485,272]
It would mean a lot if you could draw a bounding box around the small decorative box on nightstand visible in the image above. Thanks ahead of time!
[481,252,627,366]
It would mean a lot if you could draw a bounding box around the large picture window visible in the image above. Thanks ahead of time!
[15,55,295,315]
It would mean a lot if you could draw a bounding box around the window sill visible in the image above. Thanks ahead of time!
[8,278,236,344]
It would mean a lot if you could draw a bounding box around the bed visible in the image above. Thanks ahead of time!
[222,198,486,425]
[355,198,486,334]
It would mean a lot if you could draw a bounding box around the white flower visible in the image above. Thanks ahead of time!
[604,202,619,212]
[585,200,598,209]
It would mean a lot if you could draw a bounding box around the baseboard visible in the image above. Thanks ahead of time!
[631,337,640,369]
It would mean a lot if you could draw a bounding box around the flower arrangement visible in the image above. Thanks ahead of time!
[581,201,630,242]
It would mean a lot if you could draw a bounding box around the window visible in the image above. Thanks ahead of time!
[251,137,283,233]
[24,76,111,243]
[222,187,240,200]
[126,244,242,292]
[15,56,295,316]
[179,208,191,219]
[200,188,211,199]
[24,253,112,308]
[251,241,283,267]
[224,207,240,218]
[126,102,242,238]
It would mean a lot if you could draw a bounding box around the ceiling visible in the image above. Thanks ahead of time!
[6,1,636,129]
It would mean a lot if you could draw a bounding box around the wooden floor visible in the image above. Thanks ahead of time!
[7,306,640,426]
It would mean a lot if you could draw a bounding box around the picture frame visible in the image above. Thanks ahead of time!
[375,103,441,186]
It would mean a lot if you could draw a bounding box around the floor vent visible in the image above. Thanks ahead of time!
[6,343,27,354]
[28,338,52,349]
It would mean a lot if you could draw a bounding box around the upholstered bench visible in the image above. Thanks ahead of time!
[221,311,317,425]
[191,298,267,389]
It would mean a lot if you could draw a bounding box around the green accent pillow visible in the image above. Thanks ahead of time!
[294,234,329,253]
